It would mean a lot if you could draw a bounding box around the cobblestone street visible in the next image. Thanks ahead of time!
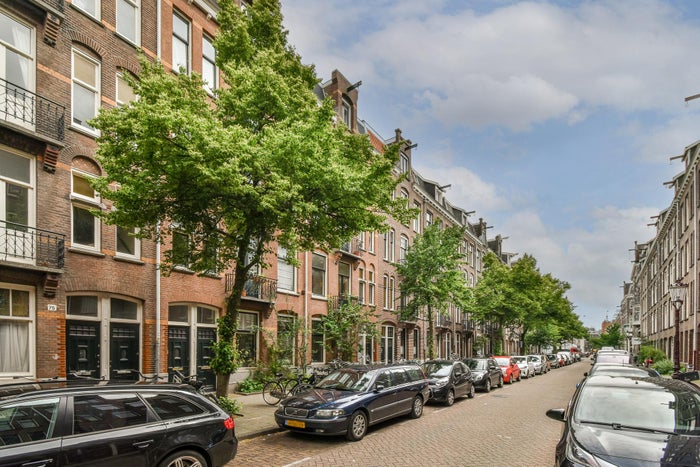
[230,361,586,466]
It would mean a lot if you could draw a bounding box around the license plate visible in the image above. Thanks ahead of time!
[285,419,306,429]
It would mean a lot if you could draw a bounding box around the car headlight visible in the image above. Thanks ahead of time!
[474,373,485,381]
[434,378,448,388]
[315,408,345,418]
[565,431,614,467]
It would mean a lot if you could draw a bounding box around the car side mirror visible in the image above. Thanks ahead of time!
[546,408,565,422]
[374,384,385,392]
[583,372,589,377]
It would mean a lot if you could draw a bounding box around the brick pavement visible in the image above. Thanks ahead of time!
[231,391,282,440]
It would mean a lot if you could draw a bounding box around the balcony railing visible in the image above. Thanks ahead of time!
[29,0,65,13]
[339,238,363,255]
[0,78,65,141]
[1,220,65,269]
[328,294,361,311]
[225,273,277,304]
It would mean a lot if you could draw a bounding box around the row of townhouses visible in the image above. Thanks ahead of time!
[0,0,514,390]
[620,140,700,370]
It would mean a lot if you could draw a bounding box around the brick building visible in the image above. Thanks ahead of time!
[0,0,510,390]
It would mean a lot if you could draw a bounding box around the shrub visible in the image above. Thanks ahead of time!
[217,396,242,416]
[638,345,666,364]
[238,378,263,393]
[652,358,674,375]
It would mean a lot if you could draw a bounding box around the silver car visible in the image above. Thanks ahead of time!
[527,354,547,375]
[512,355,535,378]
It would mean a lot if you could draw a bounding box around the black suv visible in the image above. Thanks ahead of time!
[0,381,237,467]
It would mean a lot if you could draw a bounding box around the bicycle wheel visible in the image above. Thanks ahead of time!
[262,381,284,405]
[284,378,299,395]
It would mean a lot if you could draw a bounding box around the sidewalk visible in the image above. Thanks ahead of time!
[230,391,282,440]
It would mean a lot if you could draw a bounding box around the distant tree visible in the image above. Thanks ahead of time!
[396,225,472,359]
[597,323,624,348]
[524,322,562,352]
[91,0,410,395]
[322,301,378,361]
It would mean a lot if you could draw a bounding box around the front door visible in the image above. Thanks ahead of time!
[66,321,100,379]
[196,327,216,390]
[167,326,190,380]
[110,323,139,381]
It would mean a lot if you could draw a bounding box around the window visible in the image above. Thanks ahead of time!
[399,153,409,174]
[116,226,140,259]
[425,210,433,227]
[358,267,366,304]
[341,97,352,129]
[73,393,147,433]
[72,0,100,19]
[172,230,191,269]
[388,229,395,262]
[412,328,419,359]
[0,148,34,261]
[111,297,137,320]
[277,315,296,364]
[412,201,421,233]
[338,261,350,297]
[381,325,395,364]
[311,318,324,363]
[0,11,35,131]
[311,253,326,297]
[277,246,295,292]
[0,398,59,446]
[116,0,140,44]
[142,393,206,421]
[399,235,408,263]
[237,311,258,366]
[383,274,389,309]
[116,73,137,106]
[367,267,375,305]
[367,231,374,253]
[72,50,100,133]
[71,170,100,251]
[0,284,34,376]
[389,276,395,310]
[172,11,190,73]
[202,34,217,92]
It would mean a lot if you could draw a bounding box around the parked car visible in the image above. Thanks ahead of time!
[546,374,700,466]
[512,355,535,378]
[463,357,503,392]
[493,356,521,383]
[423,360,475,405]
[585,363,661,378]
[546,353,560,369]
[594,350,631,365]
[0,381,238,467]
[528,354,547,375]
[540,353,552,372]
[275,364,430,441]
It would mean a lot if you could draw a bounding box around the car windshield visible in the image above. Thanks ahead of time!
[575,381,700,434]
[494,358,510,366]
[465,359,487,370]
[315,369,367,391]
[513,357,526,364]
[424,362,452,377]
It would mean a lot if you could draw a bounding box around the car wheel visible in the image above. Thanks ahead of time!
[346,411,368,441]
[498,376,504,388]
[445,389,455,406]
[409,396,424,418]
[484,379,491,392]
[467,384,475,398]
[507,374,513,384]
[159,450,207,467]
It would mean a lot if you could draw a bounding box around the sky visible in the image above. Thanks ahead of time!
[280,0,700,330]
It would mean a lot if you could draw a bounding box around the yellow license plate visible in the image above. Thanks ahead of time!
[285,419,306,428]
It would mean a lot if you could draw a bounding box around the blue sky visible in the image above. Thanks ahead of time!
[281,0,700,330]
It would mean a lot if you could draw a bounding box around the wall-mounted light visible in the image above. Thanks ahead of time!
[346,81,362,92]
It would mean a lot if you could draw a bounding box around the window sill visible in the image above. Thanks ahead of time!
[173,266,196,275]
[311,295,328,301]
[114,255,144,265]
[277,290,299,297]
[69,124,100,139]
[68,246,105,258]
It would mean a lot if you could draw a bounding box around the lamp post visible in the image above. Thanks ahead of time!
[670,282,688,378]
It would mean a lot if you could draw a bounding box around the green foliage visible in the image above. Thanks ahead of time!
[598,323,624,348]
[209,340,239,376]
[217,395,242,416]
[256,325,294,377]
[237,378,264,393]
[637,345,666,364]
[652,359,674,375]
[323,301,378,361]
[396,225,472,359]
[524,323,562,351]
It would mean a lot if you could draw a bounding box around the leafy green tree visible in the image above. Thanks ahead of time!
[396,225,472,359]
[597,323,624,348]
[524,322,562,352]
[91,0,409,395]
[322,301,378,361]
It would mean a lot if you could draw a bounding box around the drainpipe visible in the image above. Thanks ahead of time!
[304,251,309,366]
[694,159,698,370]
[155,222,161,376]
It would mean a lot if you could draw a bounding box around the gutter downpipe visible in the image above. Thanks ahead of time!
[154,4,162,377]
[694,156,698,370]
[304,251,309,366]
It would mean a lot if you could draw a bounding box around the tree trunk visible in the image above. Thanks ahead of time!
[427,305,435,359]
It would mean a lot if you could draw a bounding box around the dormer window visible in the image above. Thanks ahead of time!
[400,153,409,174]
[342,96,352,129]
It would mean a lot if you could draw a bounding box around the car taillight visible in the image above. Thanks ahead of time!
[224,416,235,430]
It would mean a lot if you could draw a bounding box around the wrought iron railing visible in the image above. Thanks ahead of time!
[225,273,277,304]
[339,238,363,255]
[0,78,65,141]
[328,294,360,311]
[30,0,65,13]
[0,220,65,269]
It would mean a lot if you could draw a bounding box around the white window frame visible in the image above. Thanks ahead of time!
[71,49,101,135]
[0,283,36,378]
[412,201,421,233]
[167,303,220,375]
[70,169,101,252]
[399,235,408,263]
[368,268,375,306]
[0,146,35,230]
[172,11,190,74]
[383,274,389,310]
[311,252,327,298]
[116,0,140,45]
[202,34,217,93]
[116,72,137,106]
[277,246,296,293]
[71,0,100,20]
[116,225,140,260]
[0,10,35,131]
[358,267,366,304]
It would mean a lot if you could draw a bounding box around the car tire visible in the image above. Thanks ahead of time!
[409,396,424,418]
[445,389,455,406]
[159,450,207,467]
[467,384,475,398]
[497,376,504,388]
[346,411,368,441]
[484,379,491,392]
[508,374,513,384]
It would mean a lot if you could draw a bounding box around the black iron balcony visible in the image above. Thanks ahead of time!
[339,238,363,255]
[1,220,65,269]
[0,78,65,141]
[328,294,360,311]
[225,273,277,304]
[29,0,65,13]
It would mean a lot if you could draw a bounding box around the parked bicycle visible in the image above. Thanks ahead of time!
[171,368,220,405]
[262,368,321,406]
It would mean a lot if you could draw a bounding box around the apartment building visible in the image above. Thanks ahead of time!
[626,141,698,369]
[0,0,508,390]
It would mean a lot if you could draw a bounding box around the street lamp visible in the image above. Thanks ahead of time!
[670,281,688,378]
